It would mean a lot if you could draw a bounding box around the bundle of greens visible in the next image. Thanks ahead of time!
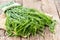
[4,6,56,37]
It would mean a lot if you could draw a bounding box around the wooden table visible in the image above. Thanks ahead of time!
[0,0,60,40]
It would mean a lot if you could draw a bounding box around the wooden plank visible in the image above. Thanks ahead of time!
[41,0,60,40]
[23,0,42,11]
[0,0,23,4]
[29,35,40,40]
[3,30,22,40]
[15,0,23,5]
[0,37,5,40]
[5,36,21,40]
[0,0,12,4]
[54,0,60,18]
[0,0,10,40]
[4,31,21,40]
[0,13,6,30]
[0,30,5,40]
[44,27,54,40]
[53,20,60,40]
[0,30,5,37]
[22,38,29,40]
[4,32,21,40]
[0,0,13,30]
[0,0,60,40]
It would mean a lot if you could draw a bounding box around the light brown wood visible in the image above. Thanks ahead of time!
[23,0,42,11]
[0,37,5,40]
[15,0,23,4]
[0,0,60,40]
[22,38,28,40]
[5,37,21,40]
[41,0,60,40]
[0,0,12,4]
[0,13,6,30]
[54,0,60,18]
[0,30,5,40]
[29,35,40,40]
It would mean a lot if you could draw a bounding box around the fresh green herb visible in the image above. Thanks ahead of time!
[5,6,56,37]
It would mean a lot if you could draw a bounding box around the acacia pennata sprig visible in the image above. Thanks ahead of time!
[5,6,56,37]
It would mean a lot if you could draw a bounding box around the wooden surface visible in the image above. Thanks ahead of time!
[0,0,60,40]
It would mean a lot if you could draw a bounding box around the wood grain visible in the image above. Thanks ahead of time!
[15,0,23,5]
[0,30,5,40]
[0,0,60,40]
[22,38,28,40]
[41,0,60,40]
[23,0,42,11]
[5,37,21,40]
[54,0,60,18]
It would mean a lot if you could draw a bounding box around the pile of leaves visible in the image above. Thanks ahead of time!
[5,6,56,37]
